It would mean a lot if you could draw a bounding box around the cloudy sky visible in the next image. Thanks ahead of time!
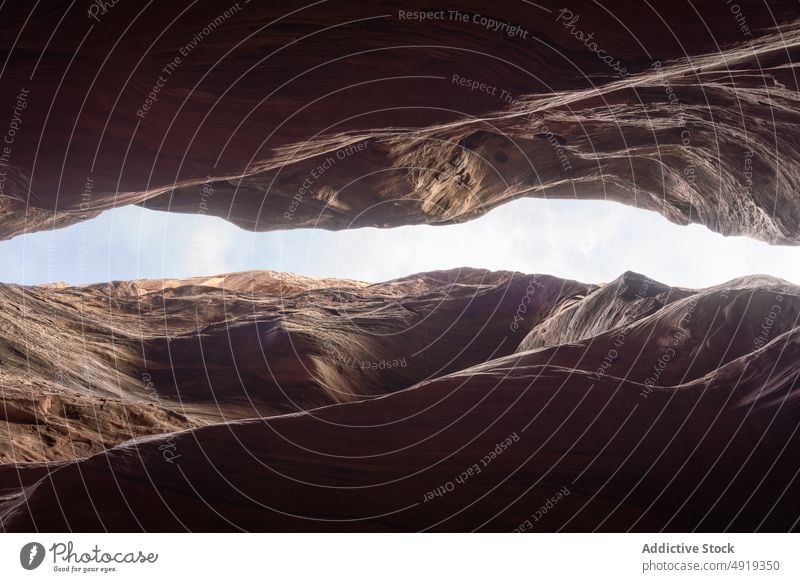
[2,198,799,289]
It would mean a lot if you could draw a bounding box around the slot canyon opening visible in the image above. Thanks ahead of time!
[2,197,800,288]
[3,192,800,534]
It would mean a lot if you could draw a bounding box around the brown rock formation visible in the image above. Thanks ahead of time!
[0,269,589,462]
[1,269,799,531]
[2,0,799,535]
[1,1,800,242]
[0,395,51,424]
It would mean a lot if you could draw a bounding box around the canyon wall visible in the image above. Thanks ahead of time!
[2,0,799,533]
[1,269,799,531]
[1,1,799,242]
[0,269,588,462]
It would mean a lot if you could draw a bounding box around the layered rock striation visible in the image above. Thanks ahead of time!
[1,269,799,531]
[1,1,800,242]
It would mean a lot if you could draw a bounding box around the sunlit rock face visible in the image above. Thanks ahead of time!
[1,1,800,242]
[2,269,800,531]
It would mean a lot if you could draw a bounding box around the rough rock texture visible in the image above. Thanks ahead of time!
[0,269,588,462]
[1,269,799,531]
[2,1,800,242]
[2,0,800,534]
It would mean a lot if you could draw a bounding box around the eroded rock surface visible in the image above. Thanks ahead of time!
[1,269,799,531]
[1,1,800,242]
[0,269,588,462]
